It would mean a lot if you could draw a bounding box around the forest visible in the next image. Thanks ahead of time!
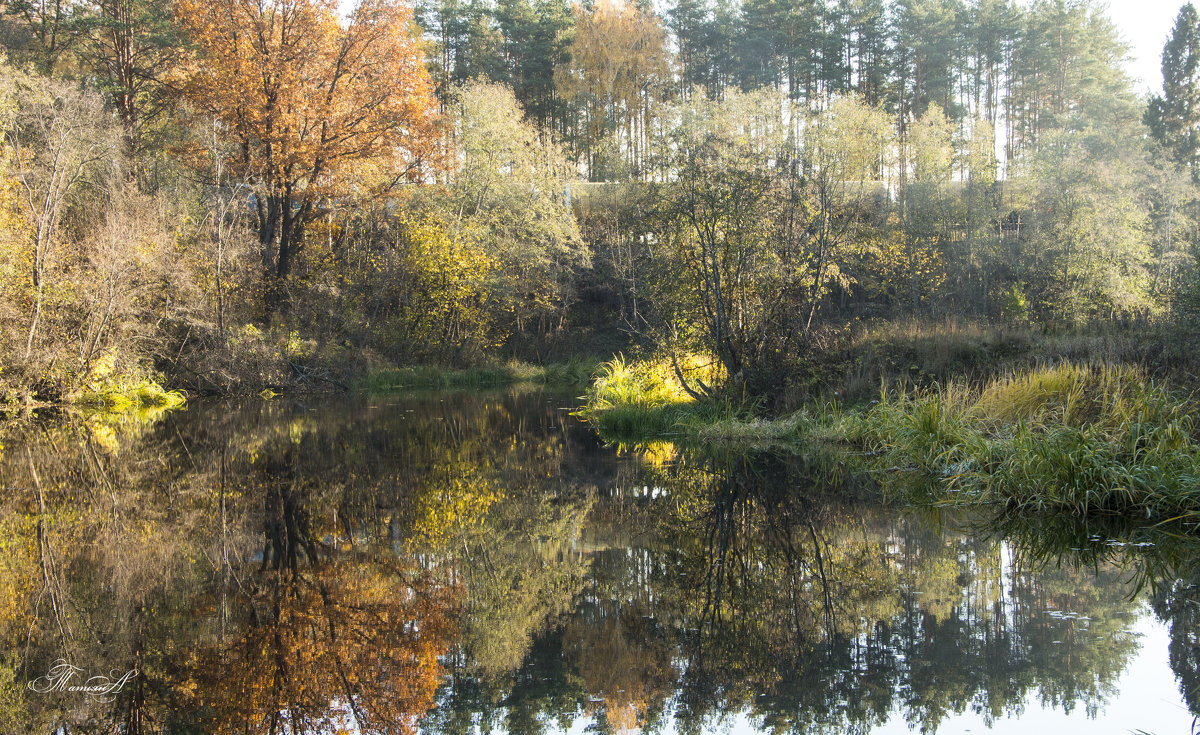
[0,0,1197,412]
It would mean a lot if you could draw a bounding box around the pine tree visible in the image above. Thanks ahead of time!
[738,0,783,91]
[1148,3,1200,178]
[845,0,889,106]
[668,0,709,96]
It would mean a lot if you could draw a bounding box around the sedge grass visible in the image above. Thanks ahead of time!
[75,380,187,412]
[844,363,1200,518]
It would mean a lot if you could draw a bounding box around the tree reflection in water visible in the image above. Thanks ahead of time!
[657,453,1142,732]
[429,447,1186,735]
[0,391,1197,734]
[181,554,455,734]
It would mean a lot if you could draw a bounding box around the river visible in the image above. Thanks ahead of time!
[0,387,1196,734]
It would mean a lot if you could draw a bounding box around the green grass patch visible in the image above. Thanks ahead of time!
[358,358,599,394]
[583,400,746,441]
[577,356,750,441]
[839,364,1200,518]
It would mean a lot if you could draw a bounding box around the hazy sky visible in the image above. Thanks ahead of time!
[1109,0,1193,95]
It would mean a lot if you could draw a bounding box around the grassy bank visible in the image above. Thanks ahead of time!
[793,318,1196,406]
[583,357,1200,520]
[357,358,599,394]
[846,364,1200,517]
[3,367,188,420]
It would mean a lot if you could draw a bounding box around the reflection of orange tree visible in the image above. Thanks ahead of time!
[181,554,459,734]
[565,615,676,734]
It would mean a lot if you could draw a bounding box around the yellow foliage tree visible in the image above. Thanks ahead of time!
[557,0,669,178]
[397,214,499,362]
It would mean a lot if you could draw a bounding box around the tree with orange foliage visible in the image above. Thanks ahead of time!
[174,0,441,287]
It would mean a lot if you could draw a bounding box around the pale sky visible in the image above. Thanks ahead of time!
[1107,0,1194,96]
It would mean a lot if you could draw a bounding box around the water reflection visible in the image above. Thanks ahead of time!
[434,452,1147,735]
[0,391,1197,734]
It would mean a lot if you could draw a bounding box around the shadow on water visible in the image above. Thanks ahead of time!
[0,390,1198,733]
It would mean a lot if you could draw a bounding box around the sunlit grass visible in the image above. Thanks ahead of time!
[75,380,187,413]
[578,356,745,440]
[583,356,688,409]
[825,317,1168,405]
[843,363,1200,517]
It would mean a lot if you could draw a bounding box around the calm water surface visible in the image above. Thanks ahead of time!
[1,388,1197,734]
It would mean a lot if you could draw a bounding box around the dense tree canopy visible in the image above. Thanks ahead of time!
[0,0,1196,404]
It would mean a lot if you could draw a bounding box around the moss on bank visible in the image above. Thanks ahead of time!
[74,380,187,412]
[583,358,1200,520]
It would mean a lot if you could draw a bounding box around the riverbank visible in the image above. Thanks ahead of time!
[3,331,599,418]
[3,375,187,420]
[355,359,598,393]
[581,358,1200,521]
